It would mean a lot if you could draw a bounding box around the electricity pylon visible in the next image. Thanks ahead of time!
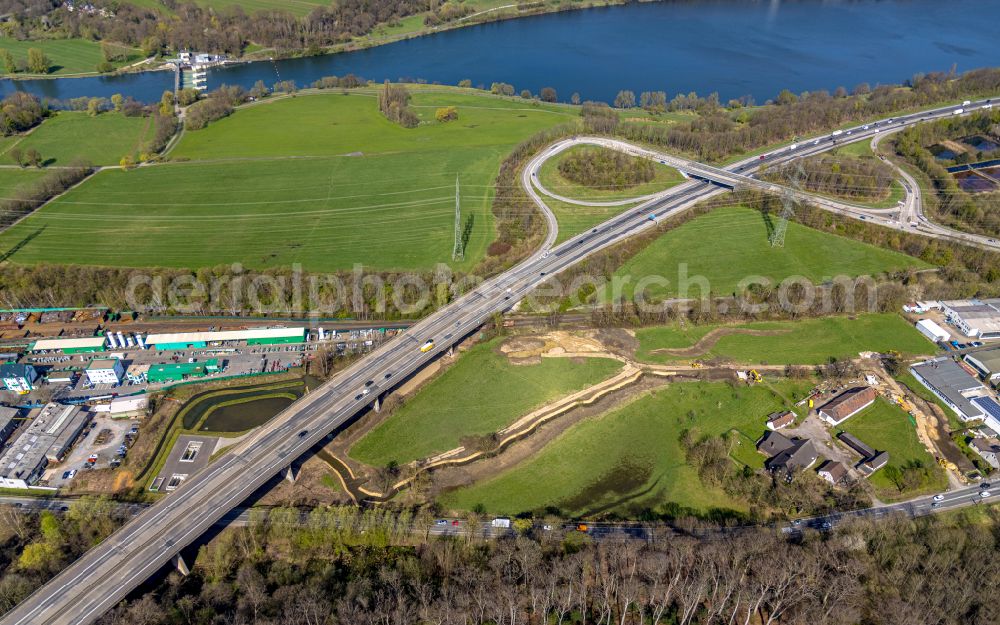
[770,160,805,248]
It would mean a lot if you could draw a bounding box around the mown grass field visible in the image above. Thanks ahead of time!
[0,169,48,196]
[838,397,946,495]
[349,340,622,467]
[635,313,936,365]
[607,206,929,300]
[6,112,154,166]
[439,379,814,517]
[0,38,141,76]
[536,144,684,202]
[0,91,575,271]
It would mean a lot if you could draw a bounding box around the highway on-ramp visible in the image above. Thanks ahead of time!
[3,96,998,625]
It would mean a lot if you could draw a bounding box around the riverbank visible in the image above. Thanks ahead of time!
[0,0,628,82]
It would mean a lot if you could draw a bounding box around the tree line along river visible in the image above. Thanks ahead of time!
[1,0,998,105]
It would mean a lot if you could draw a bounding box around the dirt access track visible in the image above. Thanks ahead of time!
[648,327,790,359]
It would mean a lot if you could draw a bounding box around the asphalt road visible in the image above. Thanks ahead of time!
[3,96,998,625]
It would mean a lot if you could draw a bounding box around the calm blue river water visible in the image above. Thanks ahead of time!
[2,0,998,104]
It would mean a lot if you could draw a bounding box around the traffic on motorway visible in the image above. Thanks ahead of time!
[4,95,1000,625]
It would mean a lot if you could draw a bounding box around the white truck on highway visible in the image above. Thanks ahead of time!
[491,517,511,529]
[953,108,965,115]
[831,129,843,137]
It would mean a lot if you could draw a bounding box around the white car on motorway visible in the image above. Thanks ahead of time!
[933,494,944,501]
[981,491,992,498]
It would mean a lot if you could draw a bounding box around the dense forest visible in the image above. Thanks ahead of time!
[64,507,1000,625]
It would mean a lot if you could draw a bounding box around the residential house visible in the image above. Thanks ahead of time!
[757,431,818,475]
[818,460,848,485]
[969,438,1000,469]
[766,411,796,431]
[818,387,878,426]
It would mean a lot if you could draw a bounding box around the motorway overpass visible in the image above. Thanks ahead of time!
[3,97,998,625]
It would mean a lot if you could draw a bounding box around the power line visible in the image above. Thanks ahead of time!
[452,176,464,262]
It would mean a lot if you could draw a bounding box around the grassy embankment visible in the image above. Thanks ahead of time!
[536,144,685,202]
[534,143,685,243]
[0,90,574,272]
[635,313,936,366]
[839,397,947,496]
[349,339,622,467]
[0,37,142,77]
[0,111,155,166]
[605,206,930,301]
[439,378,814,517]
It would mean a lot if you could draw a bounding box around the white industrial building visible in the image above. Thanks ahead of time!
[143,327,306,350]
[85,358,125,385]
[28,336,106,353]
[0,403,91,488]
[915,319,950,343]
[940,299,1000,339]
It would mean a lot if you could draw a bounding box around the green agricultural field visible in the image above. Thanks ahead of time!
[536,145,684,202]
[0,91,575,271]
[440,379,814,517]
[607,206,929,301]
[636,313,936,365]
[349,340,622,467]
[7,112,154,166]
[0,38,141,76]
[838,398,946,495]
[0,169,48,196]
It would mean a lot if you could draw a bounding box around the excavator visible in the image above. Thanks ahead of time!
[937,457,959,472]
[749,369,763,383]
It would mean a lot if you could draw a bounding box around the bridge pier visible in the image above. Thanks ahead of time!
[172,553,190,576]
[284,465,299,484]
[373,394,382,413]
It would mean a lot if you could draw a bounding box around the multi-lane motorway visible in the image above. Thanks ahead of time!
[3,97,998,625]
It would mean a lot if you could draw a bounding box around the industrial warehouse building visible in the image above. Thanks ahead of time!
[0,406,20,446]
[142,327,306,350]
[910,358,988,423]
[964,348,1000,383]
[0,403,91,488]
[940,299,1000,339]
[29,336,106,354]
[85,358,125,385]
[147,359,220,383]
[915,319,950,343]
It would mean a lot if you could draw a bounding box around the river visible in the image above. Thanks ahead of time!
[1,0,998,104]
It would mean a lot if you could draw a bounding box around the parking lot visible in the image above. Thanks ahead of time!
[53,347,308,400]
[44,414,138,488]
[150,434,219,493]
